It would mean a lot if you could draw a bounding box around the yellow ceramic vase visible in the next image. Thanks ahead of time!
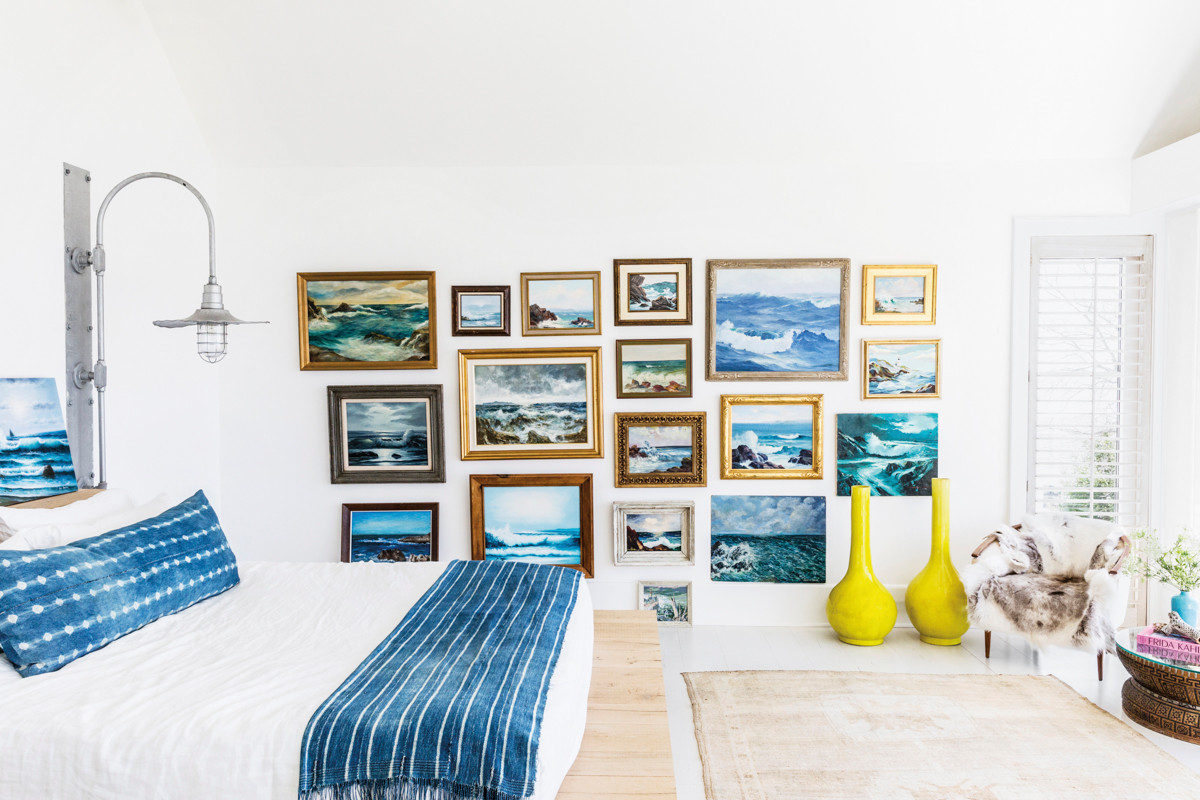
[826,485,897,646]
[904,477,969,646]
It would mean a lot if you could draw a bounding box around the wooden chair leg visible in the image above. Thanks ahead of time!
[1097,652,1104,681]
[984,630,991,658]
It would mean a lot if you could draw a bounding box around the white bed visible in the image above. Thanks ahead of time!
[0,560,594,800]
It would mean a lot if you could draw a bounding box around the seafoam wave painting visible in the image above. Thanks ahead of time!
[472,362,589,447]
[866,341,938,396]
[306,278,432,364]
[837,412,938,496]
[483,484,582,565]
[0,378,77,505]
[343,398,430,470]
[710,495,826,583]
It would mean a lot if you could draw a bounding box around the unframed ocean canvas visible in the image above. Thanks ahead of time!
[836,412,938,496]
[0,378,77,505]
[709,495,826,583]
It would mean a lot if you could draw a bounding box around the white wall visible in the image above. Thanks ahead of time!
[215,159,1131,625]
[0,1,221,504]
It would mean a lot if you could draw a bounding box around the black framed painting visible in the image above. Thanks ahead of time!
[327,384,446,483]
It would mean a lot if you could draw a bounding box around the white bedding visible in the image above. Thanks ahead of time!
[0,561,593,799]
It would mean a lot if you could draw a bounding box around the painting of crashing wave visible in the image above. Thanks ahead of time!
[836,412,938,496]
[710,495,826,583]
[720,394,824,480]
[614,259,693,326]
[863,340,940,398]
[706,259,849,380]
[614,412,706,487]
[328,385,445,483]
[0,378,77,505]
[341,503,438,563]
[299,272,436,370]
[638,581,691,626]
[862,264,937,325]
[469,474,594,576]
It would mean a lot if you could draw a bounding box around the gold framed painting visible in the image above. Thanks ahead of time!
[862,339,941,399]
[613,258,692,326]
[458,347,603,460]
[614,411,706,488]
[520,271,602,335]
[861,264,937,325]
[719,394,823,480]
[298,271,437,370]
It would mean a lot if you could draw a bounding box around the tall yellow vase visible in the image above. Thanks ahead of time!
[826,485,897,646]
[904,477,969,645]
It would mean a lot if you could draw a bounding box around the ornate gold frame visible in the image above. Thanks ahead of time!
[520,271,602,336]
[614,411,706,488]
[862,339,941,399]
[719,394,824,480]
[861,264,937,325]
[458,346,603,460]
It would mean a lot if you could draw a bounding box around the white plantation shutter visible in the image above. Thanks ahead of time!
[1027,235,1154,527]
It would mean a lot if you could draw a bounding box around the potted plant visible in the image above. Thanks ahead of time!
[1128,529,1200,626]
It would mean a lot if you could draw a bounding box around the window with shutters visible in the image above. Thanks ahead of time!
[1026,235,1154,527]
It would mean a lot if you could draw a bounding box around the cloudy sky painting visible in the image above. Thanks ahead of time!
[308,279,429,307]
[473,362,587,406]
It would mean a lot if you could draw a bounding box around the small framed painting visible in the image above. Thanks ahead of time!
[298,271,436,370]
[863,339,941,399]
[706,258,850,381]
[614,412,706,488]
[719,394,823,480]
[457,347,603,460]
[613,259,692,326]
[341,503,439,563]
[615,338,693,398]
[327,385,446,483]
[520,271,602,335]
[710,496,826,583]
[836,413,938,496]
[637,581,691,626]
[469,473,594,577]
[451,285,510,336]
[613,501,695,566]
[862,264,937,325]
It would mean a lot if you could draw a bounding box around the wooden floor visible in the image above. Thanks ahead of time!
[558,610,676,800]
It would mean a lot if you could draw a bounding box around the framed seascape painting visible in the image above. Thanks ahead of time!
[0,378,77,505]
[710,496,826,583]
[706,258,850,381]
[451,285,510,336]
[458,347,603,460]
[615,339,692,398]
[613,258,692,326]
[520,271,602,335]
[613,501,695,566]
[614,412,706,488]
[863,339,941,399]
[720,394,823,480]
[836,413,938,496]
[862,264,937,325]
[637,581,691,626]
[341,503,439,563]
[298,272,437,370]
[469,474,594,577]
[327,385,446,483]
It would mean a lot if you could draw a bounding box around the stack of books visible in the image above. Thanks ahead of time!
[1136,626,1200,666]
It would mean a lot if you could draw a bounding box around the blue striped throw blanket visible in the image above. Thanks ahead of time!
[298,559,582,800]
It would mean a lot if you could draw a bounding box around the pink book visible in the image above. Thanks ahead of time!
[1136,625,1200,659]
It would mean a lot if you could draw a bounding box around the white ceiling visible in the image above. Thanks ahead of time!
[139,0,1200,167]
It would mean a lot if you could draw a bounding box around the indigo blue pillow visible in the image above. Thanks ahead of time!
[0,490,239,677]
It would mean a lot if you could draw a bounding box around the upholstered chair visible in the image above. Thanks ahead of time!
[964,514,1131,680]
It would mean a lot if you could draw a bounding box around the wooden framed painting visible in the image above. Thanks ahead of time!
[710,496,826,583]
[637,581,691,626]
[836,413,938,496]
[862,339,941,399]
[451,285,510,336]
[613,258,692,326]
[615,338,692,399]
[327,385,446,483]
[298,271,436,370]
[719,394,823,480]
[613,501,694,566]
[341,503,439,563]
[520,271,602,335]
[614,411,706,487]
[458,347,603,460]
[469,473,594,577]
[705,258,850,381]
[862,264,937,325]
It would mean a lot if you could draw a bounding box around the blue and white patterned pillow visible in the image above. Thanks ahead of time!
[0,490,239,677]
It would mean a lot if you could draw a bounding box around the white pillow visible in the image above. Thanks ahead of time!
[0,533,31,551]
[0,515,15,542]
[0,489,135,531]
[17,495,173,550]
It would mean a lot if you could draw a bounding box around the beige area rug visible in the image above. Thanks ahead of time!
[684,670,1200,800]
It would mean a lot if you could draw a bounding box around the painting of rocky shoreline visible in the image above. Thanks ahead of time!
[617,339,692,398]
[836,412,938,496]
[710,495,826,583]
[615,412,706,487]
[722,395,822,479]
[341,503,438,563]
[0,378,77,505]
[614,259,692,325]
[299,272,436,369]
[864,340,940,398]
[521,272,600,335]
[639,581,691,626]
[614,501,694,565]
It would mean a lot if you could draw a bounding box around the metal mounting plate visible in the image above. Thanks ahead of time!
[63,163,95,488]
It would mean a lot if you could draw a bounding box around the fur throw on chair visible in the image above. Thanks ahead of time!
[964,514,1130,654]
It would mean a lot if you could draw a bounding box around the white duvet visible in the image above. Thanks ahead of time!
[0,561,593,800]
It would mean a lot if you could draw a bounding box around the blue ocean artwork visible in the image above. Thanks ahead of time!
[729,403,814,470]
[628,272,678,312]
[473,363,589,446]
[620,342,688,394]
[713,267,842,373]
[867,342,938,396]
[0,378,77,505]
[306,279,431,363]
[527,278,596,329]
[874,275,926,314]
[627,425,693,474]
[837,413,938,496]
[349,510,433,562]
[625,511,683,551]
[344,399,430,469]
[641,584,689,623]
[710,495,826,583]
[459,293,504,328]
[483,485,582,565]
